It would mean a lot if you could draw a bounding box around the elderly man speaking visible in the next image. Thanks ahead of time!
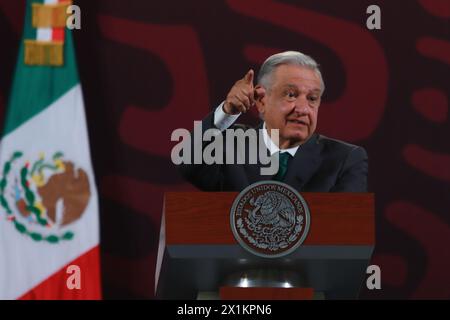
[179,51,368,192]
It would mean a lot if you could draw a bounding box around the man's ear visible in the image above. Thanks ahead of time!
[254,84,266,115]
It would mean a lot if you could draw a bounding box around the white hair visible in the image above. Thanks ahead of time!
[257,51,325,94]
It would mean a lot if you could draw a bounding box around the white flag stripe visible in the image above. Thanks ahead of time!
[36,28,52,41]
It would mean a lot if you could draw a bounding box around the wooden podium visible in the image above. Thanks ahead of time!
[155,192,374,299]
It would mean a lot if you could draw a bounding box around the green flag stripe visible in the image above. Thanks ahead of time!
[23,0,39,40]
[2,0,79,137]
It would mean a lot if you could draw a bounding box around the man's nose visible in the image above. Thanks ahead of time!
[294,96,310,114]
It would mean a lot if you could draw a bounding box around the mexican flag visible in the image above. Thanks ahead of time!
[0,0,101,299]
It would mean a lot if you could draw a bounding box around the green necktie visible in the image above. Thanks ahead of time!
[273,152,291,181]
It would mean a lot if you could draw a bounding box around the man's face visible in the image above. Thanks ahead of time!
[256,64,322,149]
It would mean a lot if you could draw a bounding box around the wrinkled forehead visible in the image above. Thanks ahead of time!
[271,65,322,90]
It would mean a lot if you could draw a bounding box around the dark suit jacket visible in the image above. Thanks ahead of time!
[179,111,368,192]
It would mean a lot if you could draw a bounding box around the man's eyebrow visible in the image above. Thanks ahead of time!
[283,84,321,93]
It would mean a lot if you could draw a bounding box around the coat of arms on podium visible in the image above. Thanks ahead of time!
[230,181,310,258]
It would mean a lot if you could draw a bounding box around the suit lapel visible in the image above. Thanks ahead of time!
[243,125,323,189]
[244,122,269,184]
[284,133,322,191]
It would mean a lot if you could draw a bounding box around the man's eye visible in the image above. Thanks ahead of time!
[308,96,319,102]
[286,91,297,98]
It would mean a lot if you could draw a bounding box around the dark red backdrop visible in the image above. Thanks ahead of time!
[0,0,448,299]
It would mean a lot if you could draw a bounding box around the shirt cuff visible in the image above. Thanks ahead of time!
[213,101,241,131]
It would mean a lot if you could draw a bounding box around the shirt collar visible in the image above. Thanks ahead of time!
[262,122,299,157]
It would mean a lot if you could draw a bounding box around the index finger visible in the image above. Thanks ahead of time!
[243,69,254,85]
